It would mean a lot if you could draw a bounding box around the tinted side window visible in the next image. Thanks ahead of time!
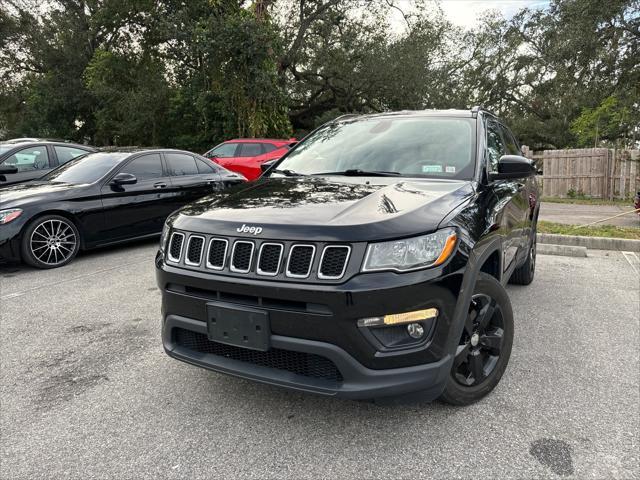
[196,158,216,173]
[54,146,88,165]
[500,126,520,155]
[166,153,198,176]
[3,146,50,172]
[262,143,277,153]
[208,143,238,158]
[121,154,164,180]
[239,143,263,157]
[486,121,506,172]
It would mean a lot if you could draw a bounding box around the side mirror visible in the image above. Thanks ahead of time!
[489,155,536,181]
[260,159,277,174]
[111,172,137,186]
[0,165,19,175]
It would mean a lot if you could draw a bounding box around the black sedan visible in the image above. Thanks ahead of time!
[0,148,246,268]
[0,140,96,186]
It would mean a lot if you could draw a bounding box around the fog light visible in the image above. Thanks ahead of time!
[357,308,438,327]
[407,323,424,339]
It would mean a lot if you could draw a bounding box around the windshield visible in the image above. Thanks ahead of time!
[0,145,14,155]
[272,117,476,180]
[43,152,129,184]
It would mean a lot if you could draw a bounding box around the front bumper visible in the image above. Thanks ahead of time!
[158,253,467,400]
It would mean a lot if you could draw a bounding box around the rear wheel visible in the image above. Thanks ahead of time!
[21,215,80,269]
[509,225,537,285]
[439,273,514,406]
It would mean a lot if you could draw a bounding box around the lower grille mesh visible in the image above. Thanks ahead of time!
[174,328,343,383]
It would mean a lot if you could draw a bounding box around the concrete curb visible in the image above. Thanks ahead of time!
[537,243,588,258]
[537,233,640,252]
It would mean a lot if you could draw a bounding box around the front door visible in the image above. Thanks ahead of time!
[0,145,53,185]
[99,153,177,242]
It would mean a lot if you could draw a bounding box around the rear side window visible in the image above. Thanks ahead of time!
[486,121,506,172]
[121,154,164,180]
[196,158,216,173]
[54,146,88,165]
[262,143,278,153]
[166,153,198,176]
[3,146,50,171]
[239,143,263,157]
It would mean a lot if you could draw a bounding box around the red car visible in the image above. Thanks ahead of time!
[204,138,297,181]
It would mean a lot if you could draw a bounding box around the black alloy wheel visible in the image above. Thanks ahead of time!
[21,215,80,269]
[453,293,504,386]
[439,273,514,405]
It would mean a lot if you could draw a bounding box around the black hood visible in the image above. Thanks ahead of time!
[171,177,475,242]
[0,181,88,208]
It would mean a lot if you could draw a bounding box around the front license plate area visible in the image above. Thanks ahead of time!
[206,302,270,351]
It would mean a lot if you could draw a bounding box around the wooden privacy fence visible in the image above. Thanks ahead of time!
[521,147,640,199]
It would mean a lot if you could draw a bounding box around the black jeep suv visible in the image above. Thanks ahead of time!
[156,108,539,405]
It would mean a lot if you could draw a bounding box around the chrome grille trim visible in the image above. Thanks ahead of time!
[256,242,283,276]
[185,235,205,266]
[167,232,185,263]
[230,240,255,273]
[285,244,316,279]
[206,238,229,270]
[318,245,351,279]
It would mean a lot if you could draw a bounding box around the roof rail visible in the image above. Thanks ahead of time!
[471,105,499,117]
[333,113,360,122]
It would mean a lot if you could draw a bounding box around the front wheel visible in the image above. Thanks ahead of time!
[439,273,514,406]
[21,215,80,269]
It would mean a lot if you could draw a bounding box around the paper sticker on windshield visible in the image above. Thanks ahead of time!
[422,165,443,173]
[445,166,456,173]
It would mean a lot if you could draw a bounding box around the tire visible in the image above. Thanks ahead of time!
[509,224,537,285]
[439,273,514,406]
[21,214,81,269]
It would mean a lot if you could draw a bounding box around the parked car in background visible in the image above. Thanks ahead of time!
[0,148,246,268]
[204,138,297,181]
[0,140,96,186]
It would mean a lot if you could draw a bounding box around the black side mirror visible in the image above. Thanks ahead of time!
[489,155,536,181]
[0,165,19,175]
[111,172,137,186]
[260,159,277,174]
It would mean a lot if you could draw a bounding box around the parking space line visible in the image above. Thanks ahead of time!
[621,251,639,275]
[0,258,151,300]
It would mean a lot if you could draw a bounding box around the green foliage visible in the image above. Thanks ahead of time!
[0,0,638,151]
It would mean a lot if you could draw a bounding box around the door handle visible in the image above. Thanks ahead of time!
[154,182,167,189]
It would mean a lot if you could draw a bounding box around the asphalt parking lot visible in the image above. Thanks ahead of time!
[1,242,638,479]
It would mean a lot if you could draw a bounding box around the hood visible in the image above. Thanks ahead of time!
[172,177,475,242]
[0,181,87,208]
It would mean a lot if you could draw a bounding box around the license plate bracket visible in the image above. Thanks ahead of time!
[206,302,270,351]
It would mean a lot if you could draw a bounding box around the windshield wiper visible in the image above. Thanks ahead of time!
[272,168,306,177]
[311,169,402,177]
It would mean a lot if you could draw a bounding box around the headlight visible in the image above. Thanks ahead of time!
[362,228,457,272]
[0,208,23,225]
[159,221,170,252]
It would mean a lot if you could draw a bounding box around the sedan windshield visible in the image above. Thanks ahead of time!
[43,152,129,184]
[272,117,475,180]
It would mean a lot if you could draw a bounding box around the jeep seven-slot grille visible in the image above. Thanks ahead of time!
[257,244,282,275]
[186,236,204,265]
[174,328,343,383]
[287,245,314,277]
[169,233,184,261]
[168,231,352,281]
[231,241,254,272]
[319,246,350,278]
[207,239,227,269]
